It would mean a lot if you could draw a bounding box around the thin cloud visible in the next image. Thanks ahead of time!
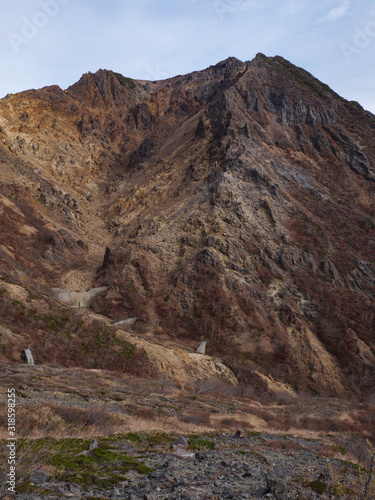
[237,1,258,11]
[282,1,302,15]
[319,0,351,23]
[208,0,257,25]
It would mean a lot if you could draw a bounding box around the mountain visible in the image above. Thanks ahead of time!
[1,54,375,397]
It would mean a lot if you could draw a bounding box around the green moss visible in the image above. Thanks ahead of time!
[12,299,25,309]
[360,217,375,230]
[19,437,90,454]
[49,452,78,470]
[246,430,262,437]
[338,445,348,455]
[0,288,6,296]
[127,280,135,290]
[121,340,136,359]
[42,313,69,332]
[273,57,340,100]
[130,462,152,474]
[188,436,215,450]
[146,432,172,445]
[14,434,175,494]
[27,308,39,319]
[15,389,28,398]
[309,480,326,495]
[337,459,367,473]
[112,336,136,358]
[123,432,142,443]
[48,439,152,488]
[14,483,43,494]
[114,72,136,89]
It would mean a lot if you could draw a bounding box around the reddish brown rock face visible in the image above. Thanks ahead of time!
[1,54,375,395]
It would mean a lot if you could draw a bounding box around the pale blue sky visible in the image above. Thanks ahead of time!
[1,0,374,112]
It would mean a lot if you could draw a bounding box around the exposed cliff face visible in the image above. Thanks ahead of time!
[1,54,375,396]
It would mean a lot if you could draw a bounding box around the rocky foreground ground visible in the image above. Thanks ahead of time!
[1,431,366,500]
[0,363,374,500]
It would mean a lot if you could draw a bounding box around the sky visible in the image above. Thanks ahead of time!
[1,0,375,113]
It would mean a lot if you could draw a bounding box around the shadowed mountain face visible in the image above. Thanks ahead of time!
[1,54,375,396]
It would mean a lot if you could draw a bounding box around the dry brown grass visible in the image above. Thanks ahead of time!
[0,432,59,497]
[12,406,66,438]
[0,403,214,440]
[186,379,256,399]
[182,411,211,426]
[128,406,157,420]
[0,404,121,439]
[314,442,341,459]
[53,405,91,427]
[1,362,374,459]
[107,414,213,436]
[210,412,265,431]
[52,405,118,434]
[214,416,255,430]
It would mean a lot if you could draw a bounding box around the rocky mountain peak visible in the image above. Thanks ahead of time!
[0,55,374,396]
[67,68,139,108]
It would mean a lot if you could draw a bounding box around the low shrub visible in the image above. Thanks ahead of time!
[188,435,215,450]
[182,412,211,426]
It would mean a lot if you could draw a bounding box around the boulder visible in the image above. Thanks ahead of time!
[88,438,98,451]
[173,447,195,458]
[195,451,208,461]
[77,439,98,456]
[266,475,288,499]
[172,436,189,446]
[250,467,267,480]
[29,469,49,485]
[256,487,269,497]
[109,486,121,498]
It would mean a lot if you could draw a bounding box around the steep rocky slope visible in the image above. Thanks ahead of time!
[0,54,375,396]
